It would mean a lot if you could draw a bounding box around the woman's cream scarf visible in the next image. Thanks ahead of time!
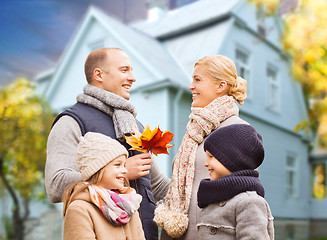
[154,95,239,238]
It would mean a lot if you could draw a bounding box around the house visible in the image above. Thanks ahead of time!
[34,0,325,239]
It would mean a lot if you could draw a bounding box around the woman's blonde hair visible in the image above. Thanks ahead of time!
[62,167,130,217]
[195,55,247,105]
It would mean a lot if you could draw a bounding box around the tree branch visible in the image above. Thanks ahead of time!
[23,198,30,221]
[0,157,20,217]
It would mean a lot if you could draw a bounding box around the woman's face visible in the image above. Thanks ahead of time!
[97,155,127,190]
[189,65,221,108]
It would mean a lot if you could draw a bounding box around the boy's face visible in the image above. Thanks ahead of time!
[204,151,231,181]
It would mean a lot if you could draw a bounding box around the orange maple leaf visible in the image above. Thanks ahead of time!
[125,125,174,156]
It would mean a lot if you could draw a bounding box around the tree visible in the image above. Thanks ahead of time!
[282,0,327,147]
[248,0,327,147]
[0,78,54,240]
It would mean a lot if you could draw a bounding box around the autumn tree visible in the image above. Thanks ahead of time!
[248,0,327,147]
[282,0,327,147]
[0,78,54,240]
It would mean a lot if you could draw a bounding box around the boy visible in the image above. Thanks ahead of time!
[197,124,274,239]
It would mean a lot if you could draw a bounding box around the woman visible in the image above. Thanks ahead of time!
[154,55,248,239]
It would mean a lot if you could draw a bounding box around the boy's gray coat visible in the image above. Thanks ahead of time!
[197,191,274,240]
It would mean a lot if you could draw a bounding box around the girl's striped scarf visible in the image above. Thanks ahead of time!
[88,185,142,226]
[153,95,239,238]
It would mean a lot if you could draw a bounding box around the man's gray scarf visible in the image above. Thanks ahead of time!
[76,84,137,141]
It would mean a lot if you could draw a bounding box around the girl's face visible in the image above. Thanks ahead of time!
[97,155,127,190]
[204,151,231,180]
[189,65,222,108]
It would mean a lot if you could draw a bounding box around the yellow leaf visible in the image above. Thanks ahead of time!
[141,125,158,141]
[125,127,147,153]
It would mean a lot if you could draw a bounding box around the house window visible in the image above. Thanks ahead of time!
[267,66,279,111]
[286,154,297,198]
[235,48,250,96]
[313,163,326,199]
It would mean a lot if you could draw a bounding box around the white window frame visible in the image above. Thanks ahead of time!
[235,47,251,98]
[266,65,280,112]
[285,153,298,199]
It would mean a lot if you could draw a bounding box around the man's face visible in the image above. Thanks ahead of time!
[101,50,135,100]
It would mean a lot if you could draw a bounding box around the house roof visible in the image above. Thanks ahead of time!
[159,18,232,76]
[132,0,241,38]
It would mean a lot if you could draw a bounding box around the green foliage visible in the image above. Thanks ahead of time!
[0,78,54,200]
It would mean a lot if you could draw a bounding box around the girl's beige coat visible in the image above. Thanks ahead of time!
[64,186,145,240]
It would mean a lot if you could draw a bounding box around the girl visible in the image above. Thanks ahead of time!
[154,55,248,239]
[62,132,145,240]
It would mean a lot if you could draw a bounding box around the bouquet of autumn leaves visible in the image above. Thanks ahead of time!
[125,125,174,156]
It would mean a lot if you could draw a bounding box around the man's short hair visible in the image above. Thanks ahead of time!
[84,48,123,84]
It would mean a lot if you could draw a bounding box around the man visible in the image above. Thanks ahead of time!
[45,48,170,239]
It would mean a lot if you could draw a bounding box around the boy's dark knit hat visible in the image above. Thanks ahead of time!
[204,124,264,172]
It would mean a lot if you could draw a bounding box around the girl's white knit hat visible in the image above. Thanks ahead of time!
[77,132,128,181]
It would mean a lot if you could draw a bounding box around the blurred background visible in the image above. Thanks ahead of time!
[1,0,327,239]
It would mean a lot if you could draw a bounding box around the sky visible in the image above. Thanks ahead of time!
[0,0,151,86]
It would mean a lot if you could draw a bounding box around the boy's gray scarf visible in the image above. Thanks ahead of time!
[76,84,137,140]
